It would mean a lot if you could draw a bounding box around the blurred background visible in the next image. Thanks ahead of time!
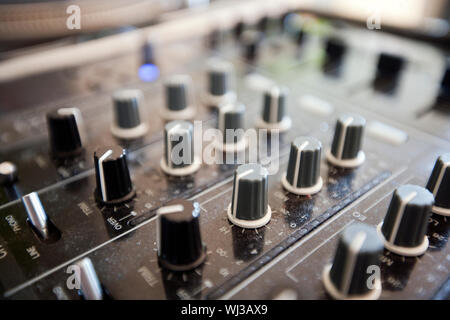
[0,0,448,114]
[0,0,448,52]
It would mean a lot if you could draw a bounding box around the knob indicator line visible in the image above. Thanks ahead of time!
[269,87,279,123]
[388,191,416,243]
[98,149,113,202]
[426,154,450,216]
[231,168,254,218]
[341,231,366,295]
[431,161,447,196]
[337,116,353,160]
[292,141,308,188]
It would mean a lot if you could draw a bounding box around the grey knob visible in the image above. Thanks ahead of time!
[216,102,247,152]
[377,184,434,256]
[160,121,200,176]
[22,192,49,239]
[162,75,195,120]
[326,114,366,168]
[227,163,271,228]
[74,257,103,300]
[426,153,450,216]
[205,59,236,108]
[282,136,323,195]
[0,161,18,185]
[256,85,291,131]
[110,89,148,140]
[323,223,383,300]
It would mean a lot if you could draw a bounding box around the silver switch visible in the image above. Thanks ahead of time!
[22,192,49,239]
[75,257,103,300]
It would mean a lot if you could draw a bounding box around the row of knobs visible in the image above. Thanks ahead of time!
[45,52,365,160]
[222,17,408,94]
[16,73,450,299]
[61,159,446,300]
[42,27,447,160]
[90,109,368,208]
[44,56,307,163]
[323,182,436,300]
[43,60,238,160]
[16,112,368,294]
[58,198,205,299]
[322,154,450,300]
[14,66,449,301]
[18,103,450,239]
[19,147,448,299]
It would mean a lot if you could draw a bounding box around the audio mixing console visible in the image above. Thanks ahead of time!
[0,3,449,301]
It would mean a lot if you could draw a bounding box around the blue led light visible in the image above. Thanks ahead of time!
[138,63,160,82]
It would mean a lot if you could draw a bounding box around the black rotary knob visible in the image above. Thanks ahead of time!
[326,114,366,168]
[110,89,148,140]
[323,37,346,76]
[204,59,236,108]
[372,53,405,94]
[323,223,383,300]
[282,136,323,195]
[228,163,271,228]
[215,102,247,153]
[241,29,263,61]
[256,85,291,132]
[46,107,85,158]
[160,120,200,176]
[438,58,449,99]
[426,153,450,216]
[377,184,434,256]
[0,161,18,185]
[157,199,206,271]
[233,21,245,40]
[162,75,196,120]
[94,146,135,205]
